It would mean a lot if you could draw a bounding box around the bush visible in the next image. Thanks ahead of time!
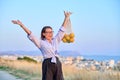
[17,56,37,63]
[114,63,120,71]
[17,57,23,60]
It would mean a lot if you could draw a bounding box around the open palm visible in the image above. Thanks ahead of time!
[12,20,23,26]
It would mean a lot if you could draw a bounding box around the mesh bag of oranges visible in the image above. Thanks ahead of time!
[62,19,75,43]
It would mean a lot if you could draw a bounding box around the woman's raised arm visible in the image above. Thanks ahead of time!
[12,20,31,35]
[62,11,72,28]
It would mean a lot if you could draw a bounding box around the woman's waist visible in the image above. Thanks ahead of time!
[43,54,59,59]
[44,56,59,60]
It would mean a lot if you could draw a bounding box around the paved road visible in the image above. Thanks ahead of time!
[0,70,23,80]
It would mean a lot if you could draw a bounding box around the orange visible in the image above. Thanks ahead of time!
[65,35,70,41]
[70,38,74,43]
[63,34,67,38]
[69,33,75,38]
[62,38,67,43]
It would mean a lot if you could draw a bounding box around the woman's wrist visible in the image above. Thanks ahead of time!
[65,17,70,20]
[20,24,24,27]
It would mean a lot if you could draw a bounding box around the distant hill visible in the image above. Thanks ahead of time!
[0,50,81,57]
[0,51,41,56]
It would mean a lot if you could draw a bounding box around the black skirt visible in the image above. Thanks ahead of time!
[42,57,64,80]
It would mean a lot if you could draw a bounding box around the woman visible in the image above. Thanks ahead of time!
[12,11,72,80]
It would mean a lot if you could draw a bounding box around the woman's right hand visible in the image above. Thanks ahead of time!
[12,20,23,26]
[11,20,31,35]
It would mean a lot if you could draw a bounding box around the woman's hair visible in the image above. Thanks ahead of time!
[41,26,52,40]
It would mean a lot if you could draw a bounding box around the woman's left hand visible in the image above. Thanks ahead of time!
[64,11,72,18]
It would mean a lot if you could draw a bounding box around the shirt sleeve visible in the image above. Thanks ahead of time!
[54,26,66,44]
[27,32,41,48]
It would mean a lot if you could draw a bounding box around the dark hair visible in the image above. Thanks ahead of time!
[41,26,52,40]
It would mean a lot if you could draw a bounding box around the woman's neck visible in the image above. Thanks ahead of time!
[45,39,52,43]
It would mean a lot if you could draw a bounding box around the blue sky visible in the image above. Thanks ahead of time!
[0,0,120,55]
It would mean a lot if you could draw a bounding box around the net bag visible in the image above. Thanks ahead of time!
[62,19,75,43]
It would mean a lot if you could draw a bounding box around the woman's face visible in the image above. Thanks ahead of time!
[43,28,53,41]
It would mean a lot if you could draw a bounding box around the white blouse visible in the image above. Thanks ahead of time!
[27,26,65,63]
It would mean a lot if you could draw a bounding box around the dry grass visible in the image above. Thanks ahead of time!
[62,64,120,80]
[0,58,120,80]
[0,58,42,80]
